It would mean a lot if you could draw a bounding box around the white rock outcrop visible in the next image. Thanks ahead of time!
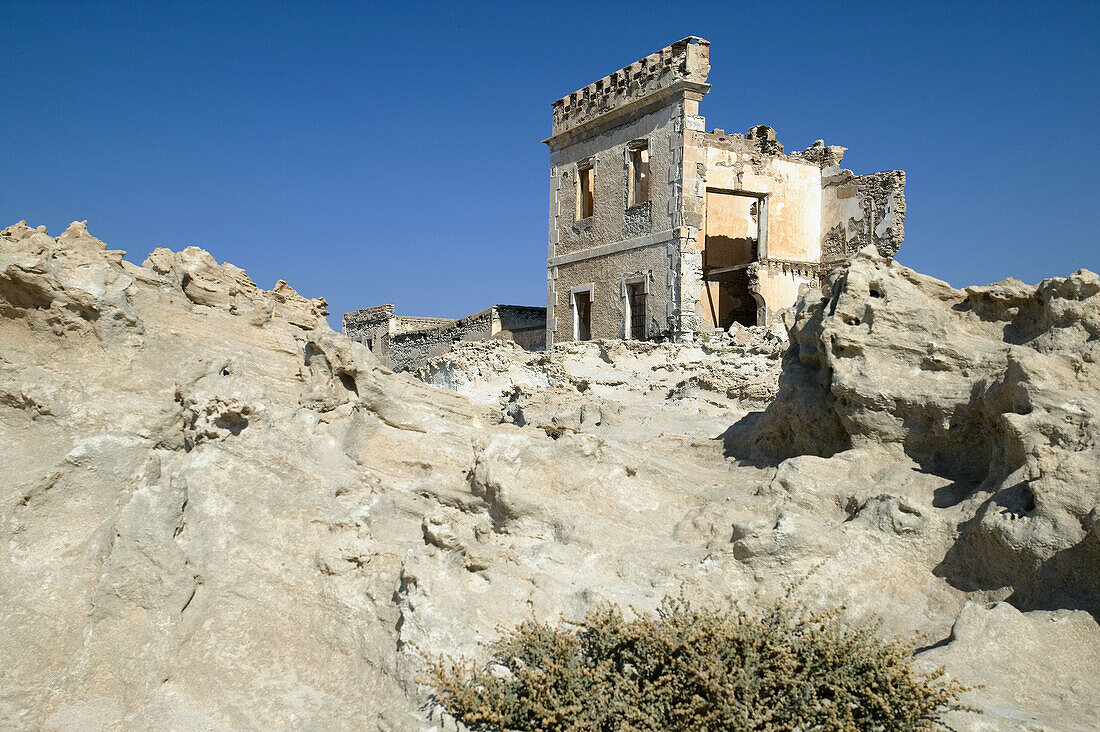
[1,223,1097,730]
[729,246,1100,618]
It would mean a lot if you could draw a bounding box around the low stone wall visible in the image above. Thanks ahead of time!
[346,305,547,373]
[496,306,547,351]
[343,305,394,360]
[394,315,456,334]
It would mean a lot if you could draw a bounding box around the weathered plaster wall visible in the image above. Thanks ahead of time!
[751,261,818,324]
[820,169,906,266]
[703,131,823,263]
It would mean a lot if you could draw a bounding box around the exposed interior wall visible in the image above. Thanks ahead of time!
[820,169,906,267]
[703,131,823,263]
[702,190,758,268]
[701,269,756,329]
[697,189,759,329]
[751,262,817,324]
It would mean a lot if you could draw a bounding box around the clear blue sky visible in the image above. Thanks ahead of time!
[3,1,1097,324]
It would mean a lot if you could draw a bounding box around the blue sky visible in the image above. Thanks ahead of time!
[3,1,1097,324]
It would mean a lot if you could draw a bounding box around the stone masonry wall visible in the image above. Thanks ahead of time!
[549,101,682,343]
[343,304,394,360]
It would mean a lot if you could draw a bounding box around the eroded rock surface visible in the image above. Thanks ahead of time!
[730,246,1100,618]
[2,223,1097,730]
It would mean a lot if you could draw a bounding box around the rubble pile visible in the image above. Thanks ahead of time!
[419,325,785,443]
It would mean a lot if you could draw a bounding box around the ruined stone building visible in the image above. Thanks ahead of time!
[345,36,905,365]
[343,304,545,372]
[544,37,906,345]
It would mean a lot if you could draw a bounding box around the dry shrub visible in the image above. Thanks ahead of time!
[424,595,968,731]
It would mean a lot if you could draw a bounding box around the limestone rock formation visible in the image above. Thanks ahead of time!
[2,222,1097,730]
[729,246,1100,617]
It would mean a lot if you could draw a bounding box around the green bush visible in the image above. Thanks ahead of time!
[424,595,968,731]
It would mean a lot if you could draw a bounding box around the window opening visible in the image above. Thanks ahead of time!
[577,161,595,219]
[702,189,767,329]
[574,289,592,341]
[627,143,649,207]
[627,282,646,339]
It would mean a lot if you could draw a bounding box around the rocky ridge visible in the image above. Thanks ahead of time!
[1,223,1097,731]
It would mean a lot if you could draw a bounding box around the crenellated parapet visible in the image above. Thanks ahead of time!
[546,37,710,143]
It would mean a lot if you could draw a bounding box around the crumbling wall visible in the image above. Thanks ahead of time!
[549,37,709,139]
[820,169,906,267]
[385,306,547,372]
[703,128,824,263]
[387,309,497,372]
[342,304,394,360]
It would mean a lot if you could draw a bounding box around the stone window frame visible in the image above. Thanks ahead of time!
[570,283,595,341]
[575,157,596,221]
[625,139,651,209]
[620,272,651,340]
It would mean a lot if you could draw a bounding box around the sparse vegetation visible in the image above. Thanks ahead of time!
[424,595,967,731]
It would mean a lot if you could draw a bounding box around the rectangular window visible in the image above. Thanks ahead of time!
[627,282,646,339]
[627,143,649,207]
[577,160,595,219]
[702,189,768,329]
[573,289,592,341]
